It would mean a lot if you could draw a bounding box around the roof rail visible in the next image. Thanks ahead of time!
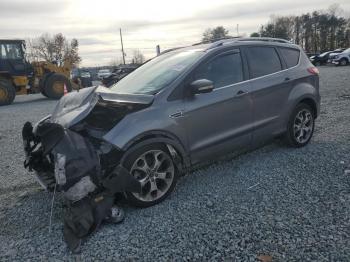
[192,36,241,46]
[200,37,244,50]
[159,46,185,55]
[204,37,292,51]
[235,37,291,44]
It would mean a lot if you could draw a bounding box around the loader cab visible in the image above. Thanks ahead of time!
[0,40,29,76]
[0,40,34,106]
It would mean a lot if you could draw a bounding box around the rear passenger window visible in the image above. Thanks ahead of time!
[279,47,300,68]
[246,47,282,78]
[194,52,243,89]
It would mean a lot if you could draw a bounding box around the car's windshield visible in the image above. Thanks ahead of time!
[110,50,204,95]
[99,69,110,73]
[319,52,329,57]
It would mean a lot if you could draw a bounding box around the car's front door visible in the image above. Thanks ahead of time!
[183,49,253,164]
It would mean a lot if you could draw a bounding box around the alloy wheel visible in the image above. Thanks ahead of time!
[293,109,314,144]
[130,150,175,202]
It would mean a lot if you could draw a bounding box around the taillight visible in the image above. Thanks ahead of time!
[307,67,319,75]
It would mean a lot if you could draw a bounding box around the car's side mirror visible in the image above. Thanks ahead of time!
[190,79,214,95]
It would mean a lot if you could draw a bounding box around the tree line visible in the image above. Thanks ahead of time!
[27,33,146,67]
[203,4,350,53]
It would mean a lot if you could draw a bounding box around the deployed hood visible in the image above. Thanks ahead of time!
[51,86,154,128]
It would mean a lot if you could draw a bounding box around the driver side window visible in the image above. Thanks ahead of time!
[194,52,243,89]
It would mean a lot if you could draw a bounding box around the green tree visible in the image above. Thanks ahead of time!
[237,4,350,52]
[259,16,294,40]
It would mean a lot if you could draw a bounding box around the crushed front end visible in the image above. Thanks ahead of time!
[22,86,152,253]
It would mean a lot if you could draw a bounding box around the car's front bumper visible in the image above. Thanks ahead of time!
[331,59,340,65]
[22,119,141,198]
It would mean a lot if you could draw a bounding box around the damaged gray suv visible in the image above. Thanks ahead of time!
[22,38,320,247]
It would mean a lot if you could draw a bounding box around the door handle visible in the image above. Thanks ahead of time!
[235,90,248,97]
[169,110,184,118]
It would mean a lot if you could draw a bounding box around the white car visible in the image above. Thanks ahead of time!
[97,69,111,79]
[331,48,350,66]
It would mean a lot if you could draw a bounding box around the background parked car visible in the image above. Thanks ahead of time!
[102,65,138,87]
[71,69,93,87]
[332,48,350,66]
[328,48,347,62]
[97,69,111,79]
[305,52,320,58]
[79,70,93,87]
[310,49,344,66]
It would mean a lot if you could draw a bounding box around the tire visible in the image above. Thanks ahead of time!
[44,73,72,99]
[0,78,16,106]
[283,103,315,147]
[315,61,321,66]
[39,74,51,97]
[340,58,348,66]
[123,143,179,207]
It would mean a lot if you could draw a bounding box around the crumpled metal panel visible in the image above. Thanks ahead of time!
[64,176,97,202]
[50,85,154,128]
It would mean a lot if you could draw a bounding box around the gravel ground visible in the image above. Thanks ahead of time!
[0,66,350,261]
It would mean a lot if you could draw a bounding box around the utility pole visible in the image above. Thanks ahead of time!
[120,28,126,65]
[236,24,239,37]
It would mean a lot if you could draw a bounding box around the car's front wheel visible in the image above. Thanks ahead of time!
[340,58,348,66]
[123,144,179,207]
[284,103,315,147]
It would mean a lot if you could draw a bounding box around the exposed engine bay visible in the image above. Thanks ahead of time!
[21,86,155,252]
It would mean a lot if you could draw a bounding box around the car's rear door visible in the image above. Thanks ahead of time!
[241,45,291,145]
[183,49,253,164]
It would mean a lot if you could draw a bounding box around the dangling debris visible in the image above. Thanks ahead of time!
[22,118,141,253]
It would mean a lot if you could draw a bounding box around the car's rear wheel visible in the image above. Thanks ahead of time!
[123,144,178,207]
[284,103,315,147]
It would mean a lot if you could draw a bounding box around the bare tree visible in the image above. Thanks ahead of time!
[27,33,81,66]
[109,57,123,67]
[131,49,145,64]
[64,38,81,66]
[202,26,230,42]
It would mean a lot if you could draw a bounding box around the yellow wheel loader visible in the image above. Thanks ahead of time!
[0,39,80,106]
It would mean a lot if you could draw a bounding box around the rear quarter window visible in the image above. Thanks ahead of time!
[279,47,300,68]
[245,46,282,78]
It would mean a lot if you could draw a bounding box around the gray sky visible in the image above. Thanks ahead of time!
[1,0,349,66]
